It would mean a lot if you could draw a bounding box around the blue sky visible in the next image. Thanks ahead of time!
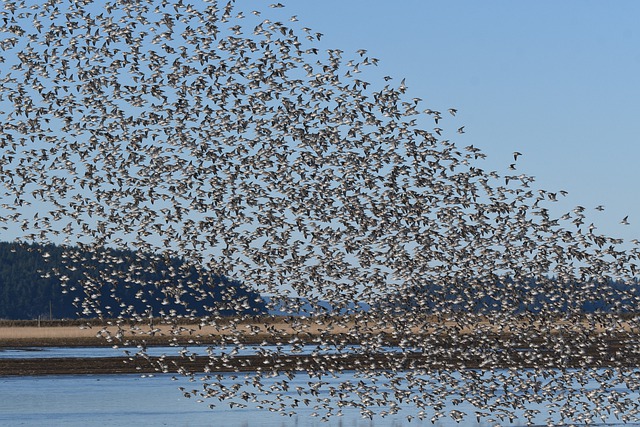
[1,0,638,255]
[279,0,640,242]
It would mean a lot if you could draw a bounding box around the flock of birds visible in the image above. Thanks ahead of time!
[1,0,640,424]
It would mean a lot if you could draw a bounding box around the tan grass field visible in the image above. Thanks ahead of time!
[1,315,638,347]
[0,325,101,340]
[0,320,355,346]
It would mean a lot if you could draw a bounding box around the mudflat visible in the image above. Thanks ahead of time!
[2,318,640,375]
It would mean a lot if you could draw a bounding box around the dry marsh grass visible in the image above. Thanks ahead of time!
[1,314,639,348]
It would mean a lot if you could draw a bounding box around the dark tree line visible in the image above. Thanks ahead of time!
[0,241,266,320]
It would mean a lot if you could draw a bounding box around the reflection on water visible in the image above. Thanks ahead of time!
[1,371,639,427]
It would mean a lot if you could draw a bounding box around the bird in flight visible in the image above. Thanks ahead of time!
[0,0,638,425]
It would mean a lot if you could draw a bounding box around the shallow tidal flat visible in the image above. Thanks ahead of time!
[2,316,640,375]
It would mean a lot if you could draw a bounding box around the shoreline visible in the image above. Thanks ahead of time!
[3,336,640,375]
[3,349,640,376]
[3,320,640,375]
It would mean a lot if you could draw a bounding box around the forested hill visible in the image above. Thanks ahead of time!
[381,277,640,315]
[0,241,266,320]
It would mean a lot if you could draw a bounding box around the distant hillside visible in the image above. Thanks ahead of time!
[262,296,370,316]
[0,241,266,320]
[379,277,640,315]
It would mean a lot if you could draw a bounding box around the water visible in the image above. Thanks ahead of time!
[1,372,639,427]
[0,344,398,359]
[0,373,450,427]
[2,348,640,426]
[0,345,233,359]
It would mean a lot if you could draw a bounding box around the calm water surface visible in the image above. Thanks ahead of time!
[1,373,639,427]
[0,344,380,359]
[2,348,640,426]
[0,373,443,427]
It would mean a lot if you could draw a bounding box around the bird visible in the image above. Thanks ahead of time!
[0,0,638,424]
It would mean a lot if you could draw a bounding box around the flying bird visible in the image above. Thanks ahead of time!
[0,0,637,424]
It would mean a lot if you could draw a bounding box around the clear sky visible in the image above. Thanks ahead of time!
[278,0,640,243]
[1,0,638,252]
